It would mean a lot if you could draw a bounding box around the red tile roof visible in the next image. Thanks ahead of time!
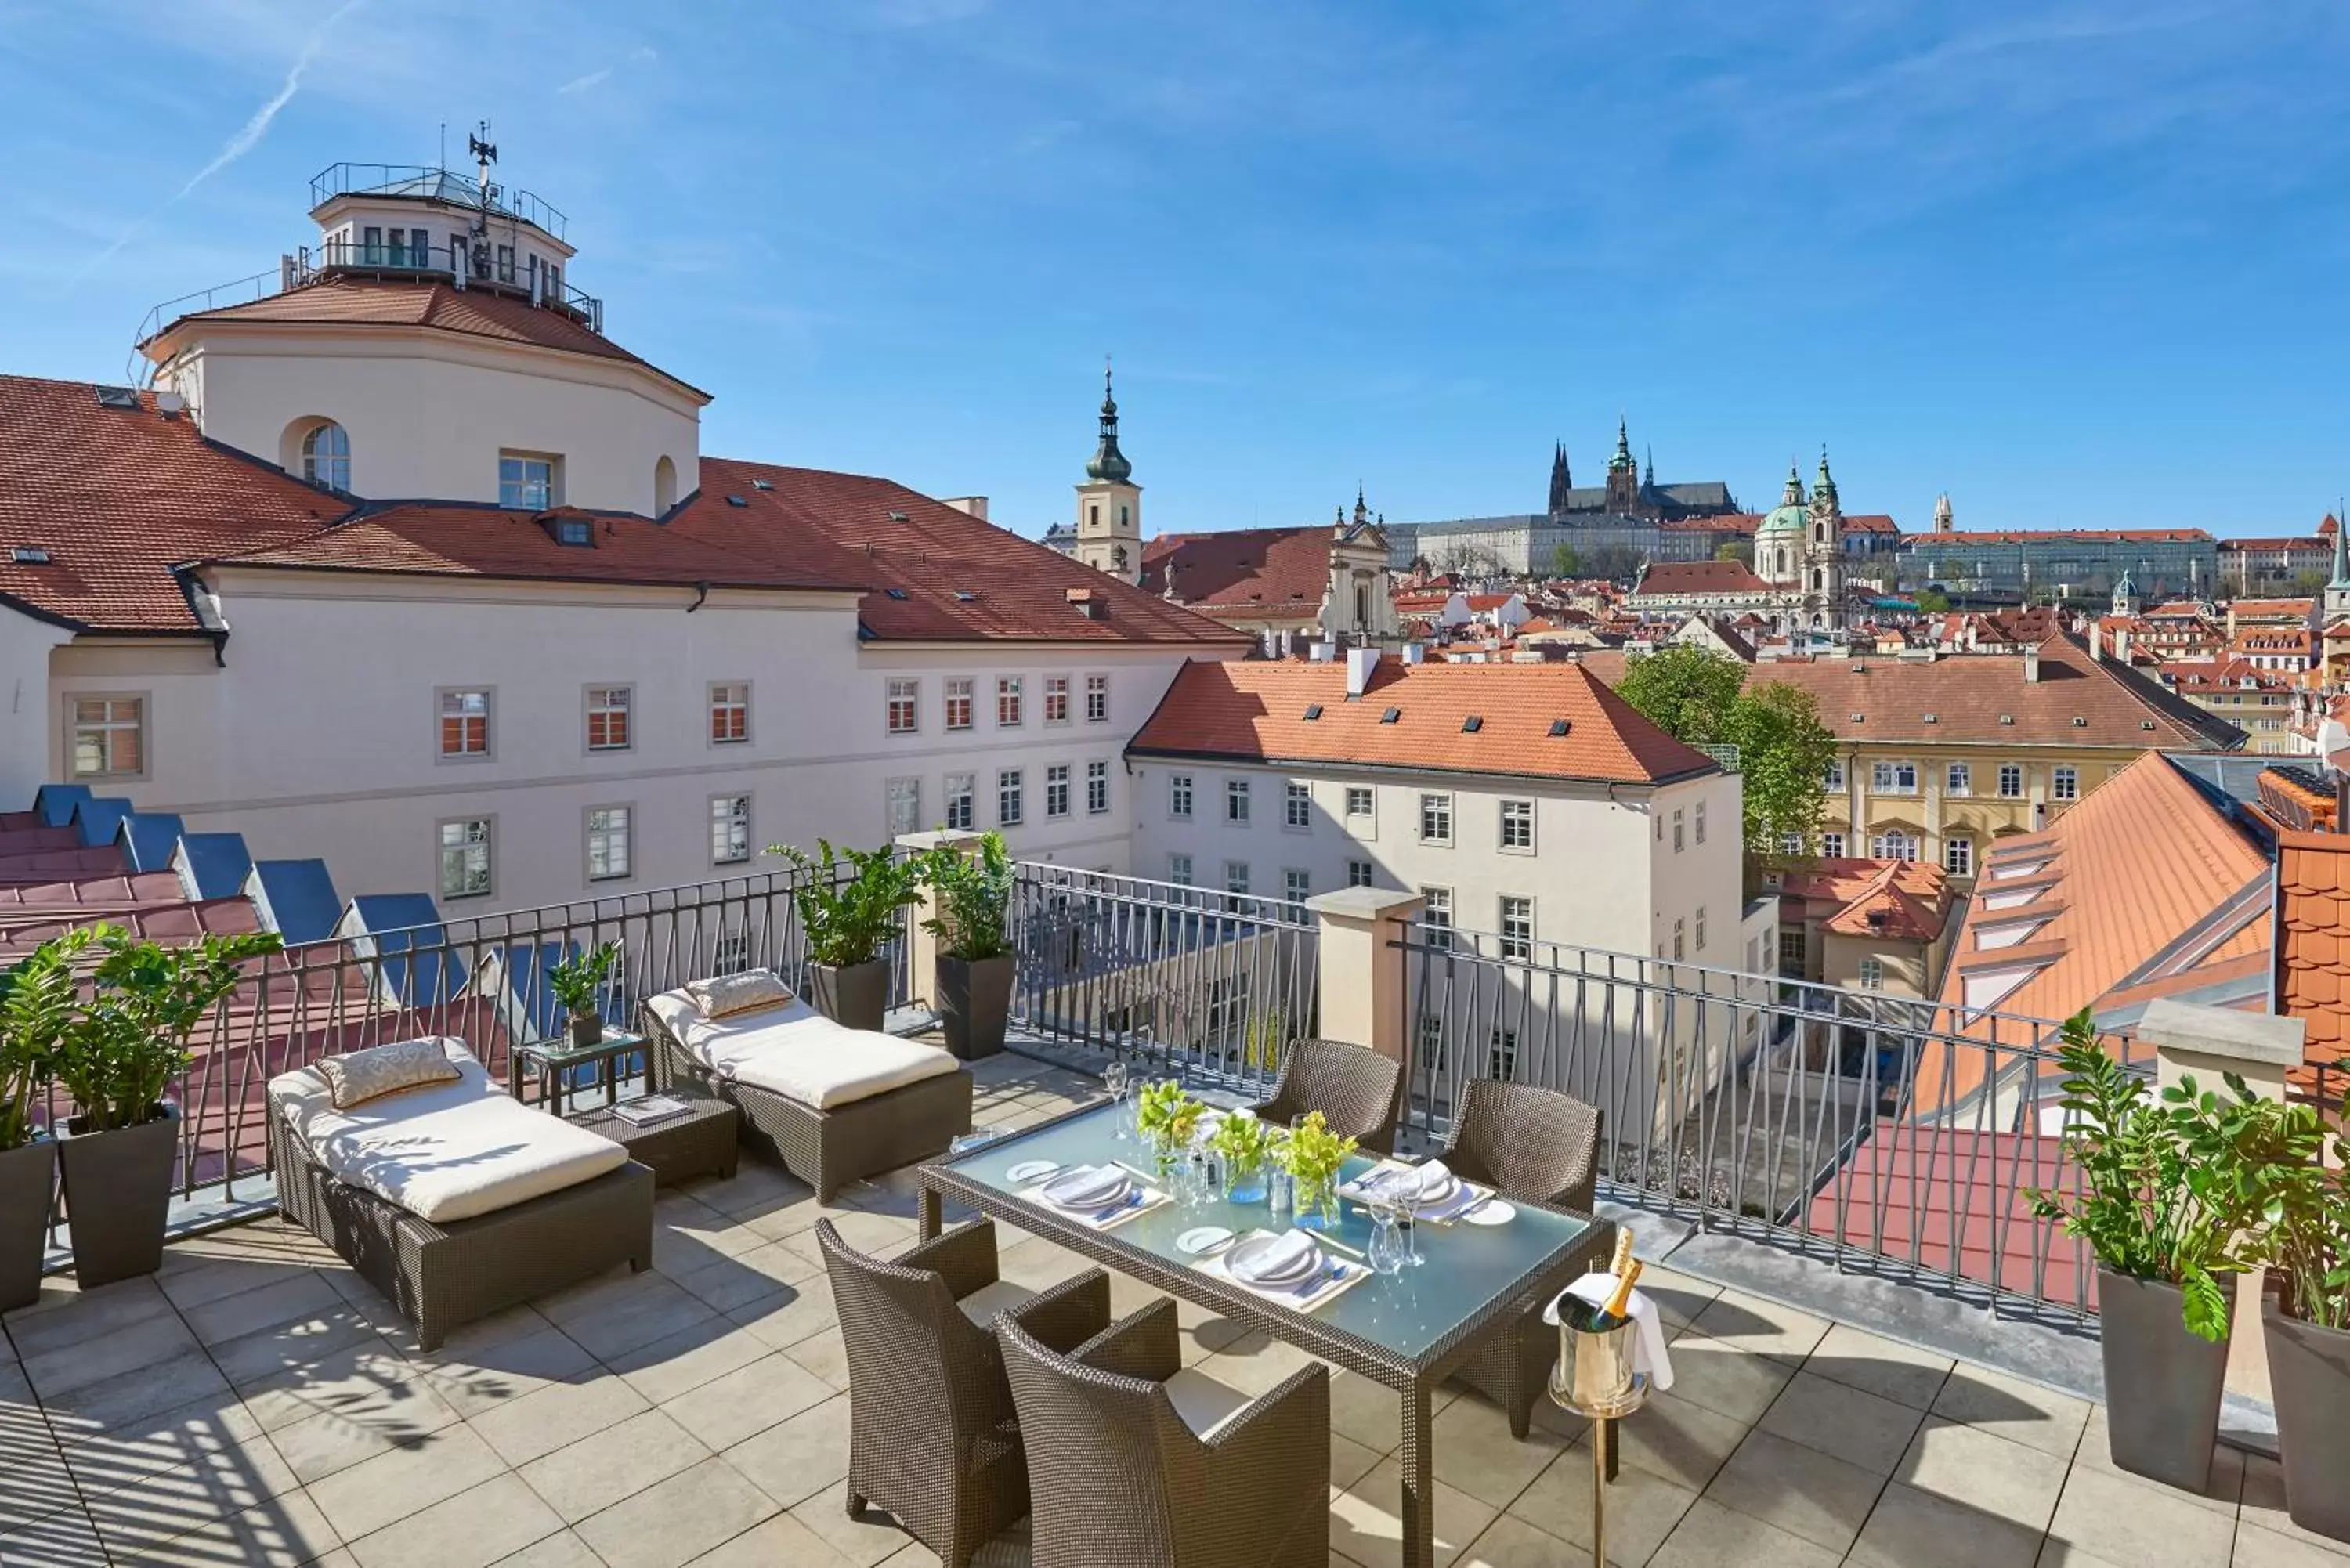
[0,374,345,634]
[1840,514,1901,536]
[148,279,705,397]
[1927,528,2214,544]
[1820,860,1950,943]
[1658,513,1760,535]
[1127,658,1719,786]
[2277,831,2350,1089]
[1629,558,1772,596]
[1139,526,1334,611]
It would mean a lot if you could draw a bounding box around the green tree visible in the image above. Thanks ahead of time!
[1914,587,1950,614]
[1614,644,1743,745]
[1550,542,1582,579]
[2292,568,2329,598]
[1713,540,1754,567]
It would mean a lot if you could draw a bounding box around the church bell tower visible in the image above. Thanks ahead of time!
[1073,366,1142,585]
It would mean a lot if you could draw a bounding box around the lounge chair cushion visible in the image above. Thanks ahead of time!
[685,968,796,1020]
[1162,1369,1253,1440]
[269,1038,629,1223]
[646,988,961,1111]
[314,1037,463,1109]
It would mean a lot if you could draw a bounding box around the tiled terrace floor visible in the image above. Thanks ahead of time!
[3,1053,2343,1568]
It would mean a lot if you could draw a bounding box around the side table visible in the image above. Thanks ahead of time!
[515,1031,649,1111]
[569,1093,740,1187]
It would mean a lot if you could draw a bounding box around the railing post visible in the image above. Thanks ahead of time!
[2138,998,2307,1414]
[1303,889,1425,1069]
[894,830,979,1015]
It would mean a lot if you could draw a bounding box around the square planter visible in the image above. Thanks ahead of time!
[2097,1266,2231,1493]
[2264,1296,2350,1542]
[56,1104,179,1288]
[810,958,891,1033]
[0,1137,56,1312]
[936,953,1014,1061]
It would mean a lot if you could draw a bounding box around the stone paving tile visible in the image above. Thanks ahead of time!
[1585,1388,1747,1493]
[2073,1404,2246,1516]
[519,1407,711,1523]
[1685,1288,1831,1364]
[1329,1457,1497,1568]
[1893,1414,2067,1534]
[1700,1427,1885,1557]
[269,1378,467,1486]
[787,1482,924,1567]
[103,1485,343,1566]
[2238,1454,2350,1562]
[1804,1321,1955,1411]
[1452,1512,1585,1568]
[2236,1524,2350,1568]
[344,1474,565,1568]
[1508,1443,1697,1565]
[718,1395,852,1512]
[1653,1331,1795,1426]
[38,1346,233,1440]
[491,1530,607,1567]
[2044,1461,2241,1568]
[577,1458,781,1568]
[470,1368,654,1469]
[684,1510,861,1566]
[303,1420,509,1543]
[1647,1495,1842,1568]
[606,1314,773,1406]
[659,1350,833,1451]
[1426,1389,1571,1510]
[1931,1362,2092,1461]
[1755,1368,1928,1478]
[1849,1478,2047,1568]
[183,1269,349,1348]
[785,1324,853,1391]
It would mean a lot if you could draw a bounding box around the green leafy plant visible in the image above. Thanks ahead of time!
[1208,1108,1274,1181]
[1276,1109,1358,1194]
[52,927,284,1133]
[547,941,621,1017]
[2261,1118,2349,1331]
[2029,1008,2305,1340]
[0,928,99,1150]
[768,840,920,969]
[1135,1078,1202,1148]
[917,831,1015,962]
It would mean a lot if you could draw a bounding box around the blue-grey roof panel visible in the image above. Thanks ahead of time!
[349,894,465,1007]
[75,797,133,849]
[118,812,186,872]
[248,859,343,945]
[175,834,254,902]
[33,784,91,829]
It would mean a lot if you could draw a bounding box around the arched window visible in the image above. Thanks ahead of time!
[653,455,678,515]
[295,421,349,490]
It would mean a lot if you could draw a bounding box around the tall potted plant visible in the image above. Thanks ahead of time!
[0,930,89,1309]
[769,841,917,1031]
[918,832,1016,1060]
[52,926,281,1286]
[548,941,622,1047]
[2260,1115,2350,1541]
[2031,1008,2294,1491]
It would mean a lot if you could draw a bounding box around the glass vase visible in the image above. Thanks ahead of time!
[1292,1171,1340,1230]
[1226,1154,1268,1205]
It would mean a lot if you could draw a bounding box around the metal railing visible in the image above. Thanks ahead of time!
[1401,923,2134,1323]
[1008,865,1318,1093]
[308,163,570,239]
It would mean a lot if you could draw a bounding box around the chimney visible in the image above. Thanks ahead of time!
[2089,623,2103,662]
[2023,644,2041,683]
[941,496,989,521]
[2114,626,2131,664]
[1344,645,1380,698]
[1308,641,1336,663]
[1064,586,1104,620]
[1401,641,1425,666]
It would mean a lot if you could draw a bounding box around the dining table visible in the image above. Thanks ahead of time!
[915,1100,1613,1568]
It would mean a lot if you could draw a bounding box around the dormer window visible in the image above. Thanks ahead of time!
[544,515,595,547]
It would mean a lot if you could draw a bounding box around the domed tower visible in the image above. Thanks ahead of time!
[1802,446,1846,632]
[1603,418,1640,515]
[1073,365,1141,584]
[1755,462,1807,592]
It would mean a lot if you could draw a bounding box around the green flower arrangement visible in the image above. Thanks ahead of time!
[1135,1079,1203,1172]
[1209,1110,1274,1200]
[1277,1111,1358,1228]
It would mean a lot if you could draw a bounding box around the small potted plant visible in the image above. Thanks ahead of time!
[0,930,88,1310]
[1209,1107,1274,1205]
[768,840,919,1031]
[1136,1079,1203,1179]
[2258,1113,2350,1541]
[52,926,281,1286]
[548,940,622,1047]
[2030,1008,2291,1492]
[917,832,1016,1060]
[1278,1110,1358,1232]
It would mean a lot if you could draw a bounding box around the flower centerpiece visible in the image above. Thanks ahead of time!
[1135,1079,1202,1178]
[1209,1108,1274,1204]
[1277,1110,1358,1231]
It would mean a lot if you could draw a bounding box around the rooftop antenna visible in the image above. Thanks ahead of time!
[438,121,446,172]
[465,122,497,266]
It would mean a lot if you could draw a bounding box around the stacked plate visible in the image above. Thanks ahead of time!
[1039,1165,1133,1216]
[1371,1161,1460,1212]
[1225,1230,1324,1289]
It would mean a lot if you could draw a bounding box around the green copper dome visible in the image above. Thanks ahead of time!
[1756,462,1806,537]
[1085,367,1133,483]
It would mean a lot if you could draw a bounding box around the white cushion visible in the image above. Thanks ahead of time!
[269,1038,629,1223]
[645,988,961,1111]
[955,1278,1036,1327]
[1162,1368,1253,1440]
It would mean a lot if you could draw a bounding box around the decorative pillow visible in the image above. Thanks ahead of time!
[314,1039,462,1110]
[686,969,796,1019]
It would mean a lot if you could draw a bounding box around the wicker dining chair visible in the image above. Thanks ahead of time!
[1440,1078,1607,1437]
[817,1218,1111,1568]
[998,1296,1331,1568]
[1249,1036,1404,1154]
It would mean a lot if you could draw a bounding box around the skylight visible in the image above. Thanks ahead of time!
[1379,708,1401,724]
[884,587,909,601]
[752,479,774,491]
[1303,704,1322,721]
[725,495,747,508]
[955,591,978,602]
[9,546,49,565]
[1548,719,1571,737]
[1462,716,1483,733]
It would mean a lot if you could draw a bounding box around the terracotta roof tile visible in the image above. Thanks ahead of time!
[2278,832,2350,1070]
[1139,526,1338,611]
[1127,659,1719,786]
[1629,559,1773,596]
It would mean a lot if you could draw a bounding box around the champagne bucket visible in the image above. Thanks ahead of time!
[1552,1313,1640,1416]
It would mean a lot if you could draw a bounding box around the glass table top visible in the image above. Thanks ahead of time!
[935,1103,1600,1363]
[519,1029,646,1066]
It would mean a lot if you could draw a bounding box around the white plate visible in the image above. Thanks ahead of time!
[1461,1198,1517,1227]
[1006,1159,1060,1184]
[1227,1232,1321,1287]
[1410,1172,1462,1207]
[1176,1226,1235,1256]
[1043,1168,1133,1212]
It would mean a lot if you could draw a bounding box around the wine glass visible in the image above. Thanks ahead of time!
[1366,1194,1405,1276]
[1103,1062,1128,1139]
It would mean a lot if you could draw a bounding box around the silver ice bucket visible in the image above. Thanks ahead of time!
[1546,1282,1643,1418]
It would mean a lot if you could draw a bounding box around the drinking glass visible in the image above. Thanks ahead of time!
[1398,1188,1425,1267]
[1104,1062,1129,1139]
[1366,1195,1405,1276]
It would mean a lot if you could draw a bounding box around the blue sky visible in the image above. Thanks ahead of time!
[5,1,2348,540]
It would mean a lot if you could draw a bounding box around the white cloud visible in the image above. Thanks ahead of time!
[559,66,613,94]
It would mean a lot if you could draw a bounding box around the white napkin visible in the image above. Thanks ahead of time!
[1231,1228,1320,1286]
[1551,1273,1675,1393]
[1041,1165,1130,1212]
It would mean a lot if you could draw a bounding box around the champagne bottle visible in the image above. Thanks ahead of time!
[1569,1227,1640,1331]
[1598,1259,1643,1326]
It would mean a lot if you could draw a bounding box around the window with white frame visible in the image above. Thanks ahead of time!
[1421,886,1452,950]
[299,421,350,490]
[944,677,974,731]
[1695,905,1708,952]
[1085,674,1109,722]
[1779,927,1806,973]
[586,806,631,881]
[497,451,556,509]
[438,688,490,759]
[887,777,920,839]
[1419,793,1452,844]
[1946,762,1971,797]
[1945,836,1973,876]
[2053,765,2080,801]
[1169,852,1193,886]
[945,772,974,831]
[1043,675,1070,724]
[1857,957,1885,991]
[1345,786,1375,820]
[438,818,492,900]
[1488,1028,1518,1082]
[1224,860,1250,898]
[998,768,1024,826]
[1778,831,1804,854]
[1045,764,1071,819]
[1347,859,1375,887]
[1499,799,1534,851]
[1872,760,1918,794]
[1998,763,2023,798]
[886,677,919,735]
[1170,773,1194,818]
[1499,895,1533,960]
[1695,801,1707,844]
[1824,759,1845,789]
[70,695,144,778]
[1285,781,1311,829]
[1226,778,1251,824]
[997,676,1023,727]
[1284,867,1311,912]
[1870,832,1919,862]
[709,682,749,744]
[1087,760,1109,815]
[710,795,752,864]
[585,685,631,751]
[1822,831,1845,858]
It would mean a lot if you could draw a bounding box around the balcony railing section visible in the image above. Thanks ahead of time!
[308,162,570,240]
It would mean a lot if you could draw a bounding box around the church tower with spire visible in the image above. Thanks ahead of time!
[1073,366,1142,585]
[1546,443,1571,521]
[2325,505,2350,626]
[1603,418,1640,515]
[1801,447,1846,632]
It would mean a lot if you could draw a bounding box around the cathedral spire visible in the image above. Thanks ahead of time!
[1352,483,1371,526]
[2332,500,2350,588]
[1608,417,1635,474]
[1813,444,1838,508]
[1643,444,1654,489]
[1548,441,1571,516]
[1084,362,1133,483]
[1932,493,1954,533]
